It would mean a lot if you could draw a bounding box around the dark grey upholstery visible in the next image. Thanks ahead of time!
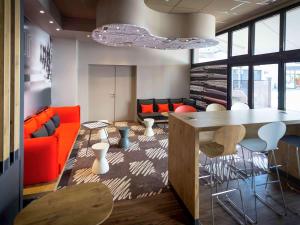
[169,98,183,111]
[154,99,169,112]
[183,98,196,107]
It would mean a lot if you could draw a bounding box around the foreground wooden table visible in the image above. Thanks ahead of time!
[168,109,300,224]
[15,183,113,225]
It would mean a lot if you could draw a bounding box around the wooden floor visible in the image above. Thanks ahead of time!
[102,175,300,225]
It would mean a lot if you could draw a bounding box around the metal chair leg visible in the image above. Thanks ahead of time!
[253,150,287,216]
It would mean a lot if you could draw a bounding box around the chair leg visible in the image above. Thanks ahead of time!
[210,160,215,225]
[253,150,287,216]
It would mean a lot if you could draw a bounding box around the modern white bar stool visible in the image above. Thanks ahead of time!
[91,142,110,174]
[143,118,155,137]
[206,103,227,112]
[239,121,287,220]
[199,125,250,225]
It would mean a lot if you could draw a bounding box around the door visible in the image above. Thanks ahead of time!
[115,66,135,121]
[88,65,116,121]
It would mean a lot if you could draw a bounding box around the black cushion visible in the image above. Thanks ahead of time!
[51,114,60,128]
[137,99,154,113]
[31,125,48,138]
[183,98,196,107]
[45,120,56,135]
[138,112,168,121]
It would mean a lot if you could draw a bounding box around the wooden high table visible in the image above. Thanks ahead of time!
[168,109,300,224]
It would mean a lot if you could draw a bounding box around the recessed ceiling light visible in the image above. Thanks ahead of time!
[116,26,120,30]
[49,20,53,24]
[137,29,140,32]
[87,34,90,38]
[56,28,60,31]
[39,10,45,14]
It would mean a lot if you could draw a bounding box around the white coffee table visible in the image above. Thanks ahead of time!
[91,142,110,174]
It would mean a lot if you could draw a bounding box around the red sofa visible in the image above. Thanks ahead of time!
[24,105,81,186]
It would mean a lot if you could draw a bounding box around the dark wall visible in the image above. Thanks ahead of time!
[24,19,52,118]
[190,65,228,110]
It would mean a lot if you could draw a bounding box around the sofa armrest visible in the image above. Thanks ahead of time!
[24,136,59,185]
[51,105,80,123]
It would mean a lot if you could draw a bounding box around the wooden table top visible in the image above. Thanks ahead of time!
[170,109,300,130]
[14,183,113,225]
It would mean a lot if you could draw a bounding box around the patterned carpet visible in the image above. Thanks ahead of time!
[58,122,267,201]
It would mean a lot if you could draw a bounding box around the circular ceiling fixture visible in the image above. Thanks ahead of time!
[92,0,217,50]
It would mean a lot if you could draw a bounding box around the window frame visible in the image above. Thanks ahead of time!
[191,2,300,110]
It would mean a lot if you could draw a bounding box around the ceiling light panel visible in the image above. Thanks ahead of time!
[92,0,217,50]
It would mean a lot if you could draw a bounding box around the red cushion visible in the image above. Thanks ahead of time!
[45,108,55,118]
[141,104,153,113]
[24,118,40,138]
[158,103,169,112]
[35,111,50,126]
[173,103,184,111]
[52,106,80,123]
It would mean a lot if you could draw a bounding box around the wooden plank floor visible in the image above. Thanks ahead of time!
[102,175,300,225]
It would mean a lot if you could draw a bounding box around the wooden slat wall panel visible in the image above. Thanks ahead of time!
[10,0,21,154]
[3,0,12,163]
[0,0,4,163]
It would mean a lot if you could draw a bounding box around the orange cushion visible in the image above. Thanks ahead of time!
[35,111,50,126]
[141,104,153,113]
[24,118,40,138]
[45,108,55,118]
[158,104,169,112]
[173,103,184,111]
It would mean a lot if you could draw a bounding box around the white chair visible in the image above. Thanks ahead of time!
[91,142,110,174]
[231,103,250,111]
[143,118,154,137]
[206,103,226,112]
[240,122,287,219]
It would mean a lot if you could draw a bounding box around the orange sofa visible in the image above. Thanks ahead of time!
[24,105,80,186]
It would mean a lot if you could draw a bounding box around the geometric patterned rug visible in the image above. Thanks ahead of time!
[57,121,267,202]
[57,122,170,201]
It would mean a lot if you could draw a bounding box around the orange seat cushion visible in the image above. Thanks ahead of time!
[24,118,40,138]
[158,103,169,112]
[141,104,153,113]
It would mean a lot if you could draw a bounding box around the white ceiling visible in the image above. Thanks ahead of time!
[144,0,299,31]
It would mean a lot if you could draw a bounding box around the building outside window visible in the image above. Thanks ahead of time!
[232,66,249,104]
[286,62,300,111]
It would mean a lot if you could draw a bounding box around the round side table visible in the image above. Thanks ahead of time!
[14,183,113,225]
[143,118,155,137]
[92,142,110,174]
[119,127,130,148]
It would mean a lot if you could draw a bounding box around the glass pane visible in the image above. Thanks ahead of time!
[254,15,280,55]
[193,33,228,63]
[286,62,300,111]
[254,64,278,109]
[286,7,300,51]
[232,66,249,105]
[232,27,248,56]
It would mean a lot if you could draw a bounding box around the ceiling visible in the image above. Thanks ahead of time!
[24,0,299,41]
[144,0,297,30]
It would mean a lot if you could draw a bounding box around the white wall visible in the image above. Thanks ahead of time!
[52,38,190,122]
[52,38,78,106]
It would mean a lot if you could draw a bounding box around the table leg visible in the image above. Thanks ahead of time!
[87,129,92,154]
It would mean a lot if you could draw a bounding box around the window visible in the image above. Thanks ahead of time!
[286,62,300,111]
[286,6,300,51]
[193,33,228,63]
[232,66,249,105]
[254,15,280,55]
[254,64,278,109]
[232,27,248,56]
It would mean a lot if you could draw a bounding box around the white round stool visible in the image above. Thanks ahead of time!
[91,142,110,174]
[99,120,109,141]
[143,118,155,137]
